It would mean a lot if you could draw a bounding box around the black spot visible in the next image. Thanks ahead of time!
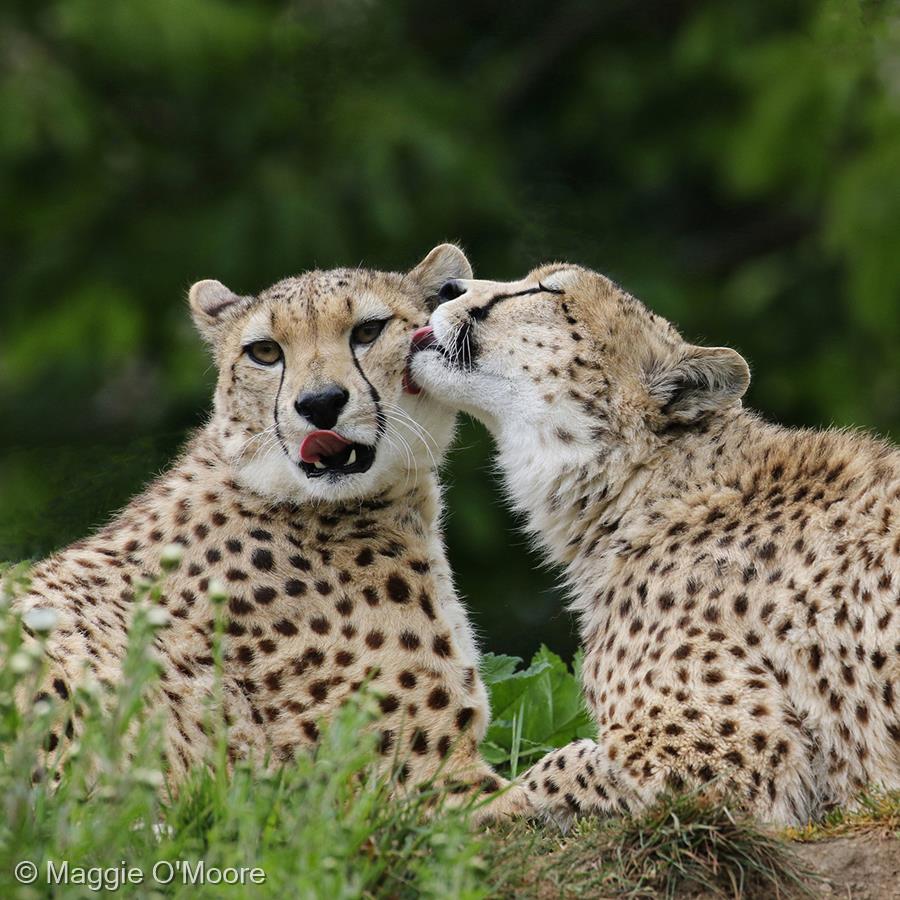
[251,548,274,571]
[274,619,298,636]
[254,586,277,605]
[411,728,429,754]
[428,687,450,709]
[285,579,306,597]
[386,574,411,604]
[399,630,421,650]
[379,694,399,714]
[310,617,330,635]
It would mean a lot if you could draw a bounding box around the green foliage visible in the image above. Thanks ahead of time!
[0,566,489,900]
[479,647,595,778]
[2,0,900,659]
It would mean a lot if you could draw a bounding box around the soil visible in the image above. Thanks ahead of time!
[791,834,900,900]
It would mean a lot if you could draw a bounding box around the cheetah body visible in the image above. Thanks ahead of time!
[14,246,522,811]
[411,264,900,824]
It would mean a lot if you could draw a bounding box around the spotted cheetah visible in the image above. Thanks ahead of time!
[409,263,900,826]
[11,244,527,817]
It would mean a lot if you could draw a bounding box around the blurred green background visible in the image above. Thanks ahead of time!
[2,0,899,659]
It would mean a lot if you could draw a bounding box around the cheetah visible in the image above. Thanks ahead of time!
[11,244,527,817]
[409,263,900,826]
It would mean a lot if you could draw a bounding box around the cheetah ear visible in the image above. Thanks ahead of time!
[189,279,253,343]
[408,243,473,310]
[649,345,750,424]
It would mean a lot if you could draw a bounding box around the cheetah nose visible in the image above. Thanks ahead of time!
[436,280,467,305]
[294,384,349,430]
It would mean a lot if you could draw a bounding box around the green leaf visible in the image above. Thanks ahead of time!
[479,652,524,686]
[479,646,596,778]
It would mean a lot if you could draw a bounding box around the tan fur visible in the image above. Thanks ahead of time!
[12,247,528,818]
[411,264,900,826]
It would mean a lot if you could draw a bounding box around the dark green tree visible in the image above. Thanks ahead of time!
[2,0,898,656]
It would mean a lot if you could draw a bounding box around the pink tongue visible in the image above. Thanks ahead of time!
[411,326,437,351]
[299,430,352,464]
[403,367,421,395]
[403,326,437,395]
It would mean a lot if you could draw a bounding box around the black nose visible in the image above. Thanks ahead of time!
[436,280,467,304]
[294,384,349,430]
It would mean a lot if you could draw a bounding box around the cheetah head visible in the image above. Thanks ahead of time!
[189,244,471,503]
[409,264,750,477]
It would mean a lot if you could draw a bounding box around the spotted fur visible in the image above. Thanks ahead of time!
[411,263,900,826]
[13,245,528,818]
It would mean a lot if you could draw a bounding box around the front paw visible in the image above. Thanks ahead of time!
[472,781,535,824]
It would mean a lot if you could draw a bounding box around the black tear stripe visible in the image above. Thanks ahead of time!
[273,364,293,462]
[468,282,564,323]
[450,283,564,370]
[350,346,386,440]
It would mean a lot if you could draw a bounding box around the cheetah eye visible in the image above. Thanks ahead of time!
[245,340,283,366]
[351,318,390,346]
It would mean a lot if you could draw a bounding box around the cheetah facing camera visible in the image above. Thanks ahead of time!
[13,244,527,818]
[410,263,900,826]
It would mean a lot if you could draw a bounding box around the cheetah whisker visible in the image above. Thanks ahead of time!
[382,426,420,490]
[380,405,440,469]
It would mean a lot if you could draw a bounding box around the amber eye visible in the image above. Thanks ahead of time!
[351,318,389,346]
[245,340,283,365]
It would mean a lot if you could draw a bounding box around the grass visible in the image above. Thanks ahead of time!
[482,793,815,900]
[0,562,489,899]
[783,789,900,842]
[0,559,890,898]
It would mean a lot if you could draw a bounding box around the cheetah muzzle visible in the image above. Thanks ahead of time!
[298,430,376,479]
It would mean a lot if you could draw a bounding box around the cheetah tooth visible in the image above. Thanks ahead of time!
[347,449,357,466]
[314,460,326,470]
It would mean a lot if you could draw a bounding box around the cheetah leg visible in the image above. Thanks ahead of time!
[446,764,534,825]
[404,735,534,823]
[520,738,652,831]
[159,671,271,783]
[521,729,820,830]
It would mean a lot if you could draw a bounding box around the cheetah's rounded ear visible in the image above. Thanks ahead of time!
[408,243,473,310]
[648,345,750,425]
[189,279,253,344]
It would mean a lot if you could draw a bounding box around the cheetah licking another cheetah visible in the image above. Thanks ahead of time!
[411,263,900,826]
[11,244,527,818]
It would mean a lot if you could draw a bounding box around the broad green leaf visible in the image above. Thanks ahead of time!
[480,646,596,777]
[479,652,523,686]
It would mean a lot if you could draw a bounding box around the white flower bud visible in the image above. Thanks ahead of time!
[146,607,171,628]
[159,543,184,571]
[133,768,165,788]
[23,607,59,633]
[207,578,228,605]
[10,652,33,674]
